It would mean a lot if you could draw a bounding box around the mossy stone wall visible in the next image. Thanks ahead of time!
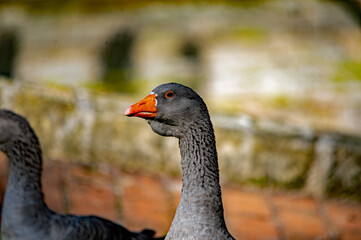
[1,80,360,200]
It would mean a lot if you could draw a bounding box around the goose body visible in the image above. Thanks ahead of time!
[0,109,160,240]
[125,83,235,240]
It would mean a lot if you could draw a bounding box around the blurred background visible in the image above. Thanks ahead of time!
[0,0,361,239]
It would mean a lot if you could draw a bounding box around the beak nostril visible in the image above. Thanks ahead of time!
[139,102,146,106]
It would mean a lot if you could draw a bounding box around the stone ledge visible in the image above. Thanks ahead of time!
[0,80,360,200]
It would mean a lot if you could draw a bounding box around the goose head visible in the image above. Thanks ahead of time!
[0,110,36,154]
[124,83,210,139]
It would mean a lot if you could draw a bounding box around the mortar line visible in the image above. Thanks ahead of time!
[315,198,340,240]
[264,191,287,240]
[59,161,71,213]
[108,165,125,225]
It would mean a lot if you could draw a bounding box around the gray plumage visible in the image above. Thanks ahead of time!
[128,83,235,240]
[0,109,161,240]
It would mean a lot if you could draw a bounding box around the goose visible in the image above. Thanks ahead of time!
[0,109,162,240]
[125,83,235,240]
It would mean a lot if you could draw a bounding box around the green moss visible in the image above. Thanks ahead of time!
[245,175,306,190]
[85,78,139,94]
[326,146,361,202]
[0,0,271,14]
[44,81,73,92]
[12,90,76,156]
[283,176,306,189]
[85,79,135,93]
[334,60,361,83]
[231,27,268,44]
[327,175,361,202]
[270,95,292,109]
[248,177,271,188]
[63,124,84,160]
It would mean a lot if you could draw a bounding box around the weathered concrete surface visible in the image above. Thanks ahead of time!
[1,80,360,200]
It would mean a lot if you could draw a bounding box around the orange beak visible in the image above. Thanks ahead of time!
[124,94,157,118]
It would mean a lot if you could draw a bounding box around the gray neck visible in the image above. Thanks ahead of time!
[2,139,47,220]
[7,144,43,201]
[174,120,227,226]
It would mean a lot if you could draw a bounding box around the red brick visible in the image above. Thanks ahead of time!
[278,210,327,239]
[272,195,326,240]
[272,195,318,214]
[223,186,271,218]
[65,164,118,222]
[232,217,278,240]
[121,173,171,236]
[341,233,361,240]
[325,201,361,238]
[4,158,361,240]
[223,186,277,240]
[42,160,64,213]
[159,175,181,213]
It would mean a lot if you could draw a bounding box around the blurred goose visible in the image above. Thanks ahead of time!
[125,83,235,240]
[0,109,162,240]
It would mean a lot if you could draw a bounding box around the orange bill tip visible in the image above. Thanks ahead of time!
[124,94,157,118]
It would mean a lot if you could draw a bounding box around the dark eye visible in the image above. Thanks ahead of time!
[165,91,175,98]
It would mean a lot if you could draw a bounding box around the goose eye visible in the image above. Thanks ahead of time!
[165,91,175,98]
